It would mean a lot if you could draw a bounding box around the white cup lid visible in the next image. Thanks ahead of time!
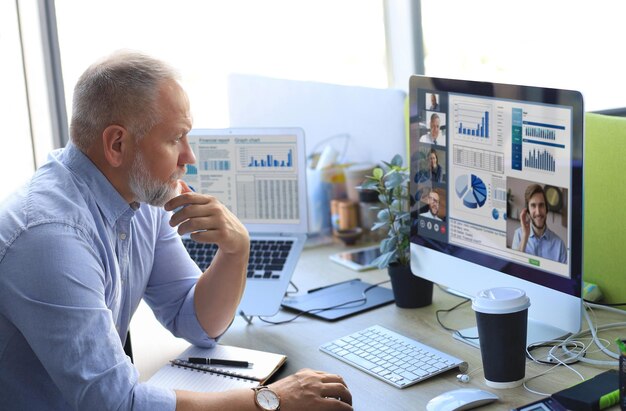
[471,287,530,314]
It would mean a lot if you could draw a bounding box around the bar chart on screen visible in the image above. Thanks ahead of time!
[453,99,493,141]
[239,146,296,171]
[524,148,556,173]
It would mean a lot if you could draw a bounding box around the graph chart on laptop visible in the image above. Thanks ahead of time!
[184,133,302,225]
[240,146,295,170]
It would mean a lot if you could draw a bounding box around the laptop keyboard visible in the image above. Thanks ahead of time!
[320,325,467,388]
[182,238,293,280]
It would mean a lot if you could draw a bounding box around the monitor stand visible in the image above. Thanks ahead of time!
[454,320,571,349]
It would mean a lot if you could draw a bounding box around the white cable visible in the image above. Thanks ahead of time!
[524,348,585,396]
[585,301,626,316]
[522,363,562,396]
[522,310,622,395]
[555,303,624,366]
[527,302,624,367]
[546,339,587,364]
[583,305,620,360]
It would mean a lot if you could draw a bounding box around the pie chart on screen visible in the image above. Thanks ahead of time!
[455,174,487,209]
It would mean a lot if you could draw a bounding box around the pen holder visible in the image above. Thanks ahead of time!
[619,352,626,411]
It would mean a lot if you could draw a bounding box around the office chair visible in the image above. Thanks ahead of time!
[583,112,626,306]
[124,331,134,363]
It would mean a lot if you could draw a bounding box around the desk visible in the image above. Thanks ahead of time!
[131,244,624,410]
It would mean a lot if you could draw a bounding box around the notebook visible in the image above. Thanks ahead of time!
[181,128,309,318]
[147,344,287,392]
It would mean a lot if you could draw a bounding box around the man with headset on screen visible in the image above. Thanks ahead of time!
[511,184,567,264]
[0,50,352,411]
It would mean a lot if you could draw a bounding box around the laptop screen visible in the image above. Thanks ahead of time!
[183,128,308,234]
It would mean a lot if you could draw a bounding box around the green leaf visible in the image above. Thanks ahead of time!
[384,172,404,190]
[377,208,390,221]
[390,199,403,212]
[373,250,397,268]
[373,168,383,179]
[371,221,388,231]
[380,238,391,253]
[380,237,397,253]
[390,154,403,167]
[360,180,378,190]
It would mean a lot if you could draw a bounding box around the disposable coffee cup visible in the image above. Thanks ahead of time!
[472,287,530,389]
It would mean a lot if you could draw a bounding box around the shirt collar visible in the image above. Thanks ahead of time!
[57,143,138,225]
[530,225,551,240]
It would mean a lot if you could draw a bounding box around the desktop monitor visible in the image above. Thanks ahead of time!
[409,75,584,347]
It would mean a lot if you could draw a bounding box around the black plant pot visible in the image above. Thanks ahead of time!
[388,263,433,308]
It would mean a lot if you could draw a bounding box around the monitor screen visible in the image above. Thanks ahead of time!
[409,76,584,345]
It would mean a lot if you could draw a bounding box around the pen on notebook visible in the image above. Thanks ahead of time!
[187,357,252,368]
[616,338,626,355]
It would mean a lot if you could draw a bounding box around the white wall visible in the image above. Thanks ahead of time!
[228,74,407,165]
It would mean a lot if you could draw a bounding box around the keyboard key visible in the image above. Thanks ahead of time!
[344,353,377,370]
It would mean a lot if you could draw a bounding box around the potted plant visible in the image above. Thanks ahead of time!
[361,154,433,308]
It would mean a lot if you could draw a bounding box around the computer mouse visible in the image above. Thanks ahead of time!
[426,388,499,411]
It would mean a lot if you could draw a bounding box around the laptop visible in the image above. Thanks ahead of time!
[180,128,308,318]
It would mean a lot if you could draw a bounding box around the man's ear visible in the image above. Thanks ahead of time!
[102,125,130,167]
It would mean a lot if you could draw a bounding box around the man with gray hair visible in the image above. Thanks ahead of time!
[0,51,352,411]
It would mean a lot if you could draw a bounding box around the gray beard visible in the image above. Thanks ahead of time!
[128,152,182,207]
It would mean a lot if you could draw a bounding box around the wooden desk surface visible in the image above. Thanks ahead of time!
[131,243,624,410]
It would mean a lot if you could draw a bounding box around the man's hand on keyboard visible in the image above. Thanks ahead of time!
[268,368,353,411]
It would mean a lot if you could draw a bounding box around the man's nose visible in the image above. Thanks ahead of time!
[180,140,196,165]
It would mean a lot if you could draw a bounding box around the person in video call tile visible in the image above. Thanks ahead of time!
[0,50,352,411]
[415,148,444,184]
[512,184,567,264]
[420,190,442,221]
[429,94,439,111]
[419,113,445,146]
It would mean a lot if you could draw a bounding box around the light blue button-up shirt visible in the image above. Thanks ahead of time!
[512,225,568,264]
[0,143,216,410]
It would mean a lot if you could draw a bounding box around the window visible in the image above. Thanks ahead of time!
[0,1,36,201]
[421,0,626,111]
[54,0,388,128]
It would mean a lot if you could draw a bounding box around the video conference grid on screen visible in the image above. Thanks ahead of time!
[411,88,572,279]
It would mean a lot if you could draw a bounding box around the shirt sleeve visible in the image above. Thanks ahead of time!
[0,223,176,411]
[142,209,218,348]
[559,239,568,264]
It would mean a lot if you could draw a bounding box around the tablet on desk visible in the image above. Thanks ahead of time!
[281,279,394,321]
[329,246,381,271]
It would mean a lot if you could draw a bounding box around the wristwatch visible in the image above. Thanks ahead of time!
[252,386,281,411]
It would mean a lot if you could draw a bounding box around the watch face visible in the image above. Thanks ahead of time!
[256,389,280,411]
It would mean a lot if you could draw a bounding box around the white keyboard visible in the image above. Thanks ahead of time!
[320,325,467,388]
